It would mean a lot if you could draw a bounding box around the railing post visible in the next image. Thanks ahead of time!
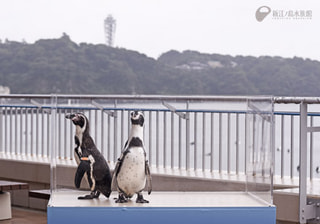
[299,102,315,224]
[164,111,167,168]
[171,112,175,169]
[281,115,285,178]
[149,111,153,166]
[290,116,294,179]
[50,94,57,196]
[156,110,159,168]
[186,101,190,170]
[186,111,190,170]
[219,113,222,173]
[310,116,314,181]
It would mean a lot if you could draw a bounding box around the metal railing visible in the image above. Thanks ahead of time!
[0,95,267,176]
[275,97,320,224]
[1,95,251,173]
[0,95,320,179]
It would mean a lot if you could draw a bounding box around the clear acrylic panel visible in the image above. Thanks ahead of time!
[49,94,274,206]
[246,97,274,204]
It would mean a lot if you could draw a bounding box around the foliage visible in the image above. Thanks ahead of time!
[1,35,320,96]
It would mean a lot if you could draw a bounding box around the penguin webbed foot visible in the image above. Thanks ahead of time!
[78,194,94,200]
[115,194,128,203]
[77,191,100,200]
[136,193,149,203]
[92,191,100,198]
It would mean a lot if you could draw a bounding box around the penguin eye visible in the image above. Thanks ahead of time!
[131,111,139,118]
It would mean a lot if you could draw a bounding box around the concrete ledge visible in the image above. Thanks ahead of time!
[274,187,320,224]
[274,190,299,223]
[0,159,50,184]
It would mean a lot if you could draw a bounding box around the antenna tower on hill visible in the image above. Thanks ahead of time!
[104,15,116,47]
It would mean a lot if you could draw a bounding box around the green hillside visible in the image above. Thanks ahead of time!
[0,34,319,96]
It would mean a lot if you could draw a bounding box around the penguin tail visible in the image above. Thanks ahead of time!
[96,185,111,198]
[102,177,112,198]
[101,189,112,198]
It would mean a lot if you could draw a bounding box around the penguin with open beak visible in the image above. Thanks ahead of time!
[66,112,112,200]
[112,111,152,203]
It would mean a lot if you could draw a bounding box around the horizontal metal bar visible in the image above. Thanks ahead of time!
[2,94,320,105]
[30,99,43,108]
[307,126,320,133]
[0,105,49,109]
[0,105,248,114]
[0,93,320,104]
[162,101,187,119]
[275,97,320,104]
[4,104,320,118]
[92,100,116,117]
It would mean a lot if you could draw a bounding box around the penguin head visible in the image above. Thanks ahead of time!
[130,111,144,127]
[65,113,89,130]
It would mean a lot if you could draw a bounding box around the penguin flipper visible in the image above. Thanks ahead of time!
[122,140,128,152]
[111,157,122,190]
[111,149,129,190]
[75,160,90,188]
[145,160,152,195]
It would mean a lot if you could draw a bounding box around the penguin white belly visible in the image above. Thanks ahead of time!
[117,147,146,197]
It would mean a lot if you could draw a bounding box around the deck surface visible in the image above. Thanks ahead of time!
[49,190,271,207]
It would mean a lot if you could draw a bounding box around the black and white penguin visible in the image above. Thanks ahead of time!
[112,111,152,203]
[66,112,112,200]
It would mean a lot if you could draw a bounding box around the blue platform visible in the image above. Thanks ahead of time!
[47,191,276,224]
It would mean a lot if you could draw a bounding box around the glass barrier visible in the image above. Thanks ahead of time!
[49,95,274,205]
[246,97,274,204]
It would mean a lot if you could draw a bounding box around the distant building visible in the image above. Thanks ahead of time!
[104,15,116,47]
[0,85,10,94]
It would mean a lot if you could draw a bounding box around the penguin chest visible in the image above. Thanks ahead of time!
[117,147,146,197]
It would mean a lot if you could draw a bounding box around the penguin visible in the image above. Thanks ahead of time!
[66,112,112,200]
[112,111,152,203]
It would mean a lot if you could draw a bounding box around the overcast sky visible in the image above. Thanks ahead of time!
[0,0,319,60]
